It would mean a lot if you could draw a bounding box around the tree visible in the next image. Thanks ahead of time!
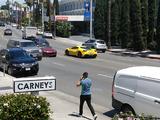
[130,0,145,51]
[53,0,59,15]
[111,0,119,46]
[156,0,160,52]
[25,0,33,25]
[148,0,156,49]
[140,0,148,49]
[94,0,107,41]
[119,0,130,48]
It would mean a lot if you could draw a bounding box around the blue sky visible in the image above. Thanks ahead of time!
[0,0,25,6]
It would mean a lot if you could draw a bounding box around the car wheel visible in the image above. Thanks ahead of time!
[93,55,97,58]
[78,52,82,58]
[65,50,69,56]
[121,105,135,115]
[102,50,106,53]
[7,67,14,76]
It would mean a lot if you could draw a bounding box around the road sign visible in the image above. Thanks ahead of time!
[13,76,56,93]
[84,1,90,21]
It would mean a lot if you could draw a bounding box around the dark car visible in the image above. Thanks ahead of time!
[4,28,12,35]
[0,22,5,27]
[34,37,57,57]
[0,48,39,76]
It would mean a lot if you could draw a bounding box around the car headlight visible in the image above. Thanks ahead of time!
[32,61,38,66]
[12,63,21,67]
[39,49,42,53]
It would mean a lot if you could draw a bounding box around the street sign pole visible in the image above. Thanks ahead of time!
[90,0,93,39]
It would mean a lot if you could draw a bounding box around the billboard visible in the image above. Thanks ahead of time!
[84,1,90,21]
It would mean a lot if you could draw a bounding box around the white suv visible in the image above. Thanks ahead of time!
[82,39,107,53]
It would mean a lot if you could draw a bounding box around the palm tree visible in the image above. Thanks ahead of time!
[25,0,33,25]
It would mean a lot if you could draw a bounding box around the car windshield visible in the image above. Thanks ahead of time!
[5,29,11,31]
[39,42,50,47]
[97,40,105,44]
[80,46,91,50]
[9,50,29,59]
[21,42,36,47]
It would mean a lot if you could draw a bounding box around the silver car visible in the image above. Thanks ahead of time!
[82,39,107,53]
[7,39,42,61]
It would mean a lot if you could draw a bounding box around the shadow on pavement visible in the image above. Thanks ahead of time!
[0,86,12,90]
[68,112,92,120]
[103,109,119,118]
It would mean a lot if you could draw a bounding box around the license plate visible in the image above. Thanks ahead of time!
[25,68,30,71]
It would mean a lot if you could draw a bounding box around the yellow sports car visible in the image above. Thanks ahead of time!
[65,46,97,58]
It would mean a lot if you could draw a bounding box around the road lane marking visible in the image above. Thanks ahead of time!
[97,74,113,79]
[53,62,65,67]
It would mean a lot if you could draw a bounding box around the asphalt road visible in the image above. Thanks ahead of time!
[0,25,160,112]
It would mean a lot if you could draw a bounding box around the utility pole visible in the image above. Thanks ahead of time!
[108,0,111,49]
[53,0,56,38]
[47,0,52,32]
[90,0,93,39]
[41,2,44,33]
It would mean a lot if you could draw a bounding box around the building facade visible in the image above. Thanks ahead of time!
[59,0,85,15]
[58,0,95,34]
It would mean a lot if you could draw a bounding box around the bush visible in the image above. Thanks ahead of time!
[56,21,72,38]
[0,93,52,120]
[112,112,157,120]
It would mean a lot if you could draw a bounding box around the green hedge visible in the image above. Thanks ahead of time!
[56,21,72,38]
[112,112,158,120]
[0,94,52,120]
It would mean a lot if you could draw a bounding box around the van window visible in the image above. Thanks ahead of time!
[137,79,160,98]
[117,75,137,91]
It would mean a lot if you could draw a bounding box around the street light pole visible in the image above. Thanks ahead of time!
[108,0,111,49]
[41,2,44,33]
[90,0,93,39]
[53,2,56,38]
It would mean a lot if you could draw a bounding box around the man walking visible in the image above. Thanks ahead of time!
[76,72,97,120]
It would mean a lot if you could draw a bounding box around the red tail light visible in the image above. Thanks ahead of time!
[112,72,117,97]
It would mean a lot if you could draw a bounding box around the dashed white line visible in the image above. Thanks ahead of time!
[97,74,113,79]
[53,62,65,67]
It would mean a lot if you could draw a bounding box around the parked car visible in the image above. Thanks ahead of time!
[7,39,42,61]
[112,66,160,117]
[0,48,39,76]
[4,28,12,35]
[0,21,5,27]
[82,39,107,53]
[43,31,53,39]
[33,37,57,57]
[37,29,44,35]
[65,45,97,58]
[12,23,18,27]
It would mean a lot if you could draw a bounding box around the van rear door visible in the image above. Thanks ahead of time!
[135,78,160,117]
[114,75,137,109]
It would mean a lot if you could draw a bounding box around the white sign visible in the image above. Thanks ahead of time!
[13,76,56,93]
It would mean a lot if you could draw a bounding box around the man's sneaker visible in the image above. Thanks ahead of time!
[73,112,82,117]
[93,114,97,120]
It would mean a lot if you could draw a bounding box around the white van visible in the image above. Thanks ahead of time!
[112,66,160,117]
[22,26,37,39]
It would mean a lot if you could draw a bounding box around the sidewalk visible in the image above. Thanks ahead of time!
[0,72,111,120]
[108,49,160,60]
